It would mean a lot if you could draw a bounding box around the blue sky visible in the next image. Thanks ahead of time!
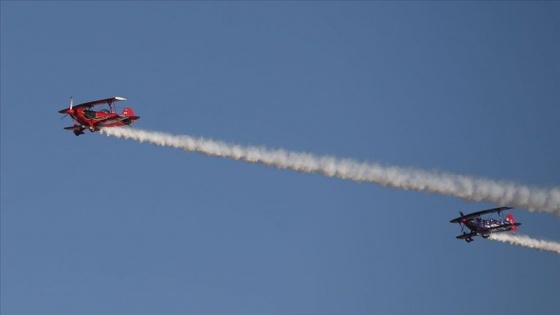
[1,1,559,314]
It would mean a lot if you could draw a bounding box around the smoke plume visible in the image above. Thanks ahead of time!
[99,128,560,215]
[489,234,560,255]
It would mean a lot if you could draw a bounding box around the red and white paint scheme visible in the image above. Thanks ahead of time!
[59,96,140,136]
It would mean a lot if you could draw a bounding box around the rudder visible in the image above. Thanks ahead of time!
[121,107,135,117]
[506,213,518,231]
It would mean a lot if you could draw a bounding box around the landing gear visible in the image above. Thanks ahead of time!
[73,127,85,136]
[462,232,474,243]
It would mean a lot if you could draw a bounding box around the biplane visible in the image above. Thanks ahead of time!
[450,206,521,243]
[58,96,140,136]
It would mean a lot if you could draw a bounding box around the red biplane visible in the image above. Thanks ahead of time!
[58,96,140,136]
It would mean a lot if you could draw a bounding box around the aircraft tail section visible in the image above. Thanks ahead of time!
[121,107,140,125]
[121,107,135,117]
[506,213,518,231]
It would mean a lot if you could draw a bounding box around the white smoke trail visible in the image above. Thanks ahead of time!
[99,128,560,215]
[489,234,560,255]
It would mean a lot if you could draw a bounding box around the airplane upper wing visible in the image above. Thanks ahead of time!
[450,207,513,223]
[58,96,127,113]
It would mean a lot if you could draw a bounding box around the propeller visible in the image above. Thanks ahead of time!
[60,97,73,120]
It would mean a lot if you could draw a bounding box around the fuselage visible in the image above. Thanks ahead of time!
[463,218,505,232]
[66,108,136,131]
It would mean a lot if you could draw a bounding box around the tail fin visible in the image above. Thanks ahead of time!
[121,107,135,117]
[506,213,518,231]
